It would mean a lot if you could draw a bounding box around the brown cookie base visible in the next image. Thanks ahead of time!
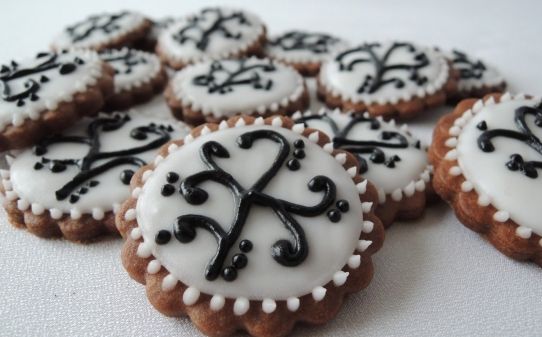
[156,28,267,70]
[316,67,458,120]
[0,63,115,152]
[116,115,385,337]
[269,59,322,77]
[164,83,310,126]
[447,82,507,104]
[429,93,542,266]
[104,64,168,112]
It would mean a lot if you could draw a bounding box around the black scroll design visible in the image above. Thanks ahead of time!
[451,50,486,80]
[172,8,251,51]
[269,31,340,54]
[295,114,413,174]
[100,49,148,75]
[335,42,430,94]
[32,114,173,204]
[0,52,83,107]
[192,59,276,94]
[66,12,129,43]
[157,130,348,282]
[478,103,542,179]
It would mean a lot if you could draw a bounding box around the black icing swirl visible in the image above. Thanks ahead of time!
[100,49,149,75]
[156,130,349,282]
[65,11,130,43]
[269,31,341,54]
[451,50,486,80]
[335,42,429,94]
[32,114,174,203]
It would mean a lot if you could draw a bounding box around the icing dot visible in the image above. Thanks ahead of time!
[69,194,79,204]
[120,169,134,185]
[59,62,76,75]
[161,184,175,197]
[155,230,172,245]
[336,200,349,212]
[210,295,225,311]
[286,159,300,171]
[293,149,305,159]
[239,240,253,252]
[327,209,341,222]
[50,162,66,173]
[233,297,250,316]
[33,162,43,170]
[286,297,300,312]
[262,298,277,314]
[147,260,161,274]
[312,286,327,302]
[293,139,305,148]
[232,254,248,269]
[183,287,201,306]
[166,172,179,183]
[222,266,238,282]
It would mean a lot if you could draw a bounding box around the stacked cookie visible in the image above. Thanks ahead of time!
[2,6,538,337]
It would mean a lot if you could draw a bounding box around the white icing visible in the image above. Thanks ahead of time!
[52,11,147,50]
[266,31,349,63]
[137,124,364,300]
[99,48,162,93]
[0,50,103,131]
[157,8,264,63]
[8,115,187,214]
[171,57,304,118]
[447,50,505,91]
[298,109,429,199]
[320,41,450,105]
[455,97,542,236]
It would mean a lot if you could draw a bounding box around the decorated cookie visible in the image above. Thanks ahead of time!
[156,7,266,70]
[266,30,348,76]
[430,92,542,266]
[294,109,432,227]
[447,49,506,101]
[116,115,384,337]
[1,113,188,241]
[318,41,457,119]
[165,57,309,125]
[51,11,152,52]
[99,48,167,111]
[0,50,114,151]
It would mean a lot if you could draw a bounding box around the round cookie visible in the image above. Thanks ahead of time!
[99,48,168,111]
[51,11,152,52]
[266,30,348,76]
[1,113,188,241]
[165,57,309,125]
[447,49,506,101]
[318,41,457,119]
[0,50,114,151]
[294,109,432,227]
[116,115,384,337]
[156,7,266,70]
[429,92,542,266]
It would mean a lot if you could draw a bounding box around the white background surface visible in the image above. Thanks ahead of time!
[1,1,541,336]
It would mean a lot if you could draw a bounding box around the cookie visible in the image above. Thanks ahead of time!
[156,7,266,70]
[429,92,542,266]
[1,113,188,241]
[0,50,114,151]
[447,49,506,101]
[165,57,309,125]
[99,48,168,111]
[266,30,348,76]
[116,115,385,337]
[51,11,152,52]
[317,41,457,119]
[294,109,432,227]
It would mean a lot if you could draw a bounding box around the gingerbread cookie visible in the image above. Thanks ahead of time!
[447,49,506,101]
[156,7,266,70]
[294,109,432,227]
[116,115,384,337]
[99,48,167,111]
[51,11,152,52]
[430,93,542,266]
[318,41,457,119]
[165,57,309,125]
[266,30,348,76]
[0,50,114,151]
[1,113,188,241]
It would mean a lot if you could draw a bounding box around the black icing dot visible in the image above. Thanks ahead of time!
[293,139,305,148]
[477,121,488,131]
[89,180,99,187]
[232,254,248,269]
[155,230,172,245]
[120,169,134,185]
[183,188,208,205]
[286,159,300,171]
[174,218,196,243]
[414,140,421,149]
[130,129,147,140]
[222,266,238,281]
[69,194,79,204]
[50,162,66,173]
[370,151,385,163]
[0,65,9,73]
[327,209,341,223]
[336,200,349,213]
[161,184,175,197]
[40,75,49,83]
[239,239,253,253]
[59,63,76,75]
[166,172,179,183]
[293,149,305,159]
[33,162,43,170]
[16,100,24,107]
[78,187,88,194]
